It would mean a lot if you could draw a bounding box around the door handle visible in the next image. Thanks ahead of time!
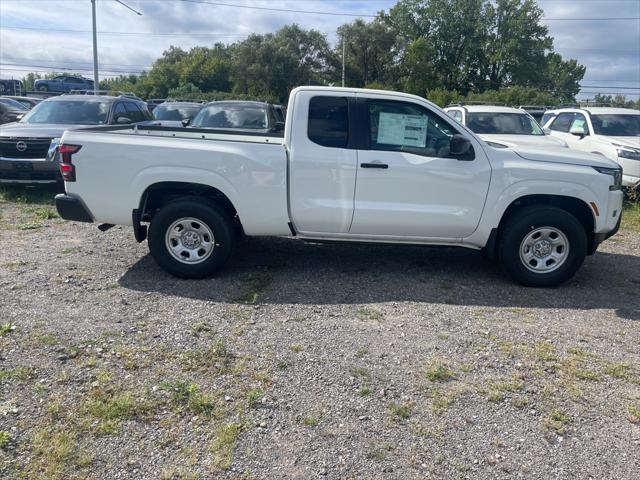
[360,162,388,169]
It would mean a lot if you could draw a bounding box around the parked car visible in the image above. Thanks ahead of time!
[0,94,152,184]
[444,104,567,149]
[34,75,94,93]
[146,98,167,112]
[0,98,29,124]
[190,101,284,134]
[1,96,43,109]
[0,79,24,95]
[519,105,547,123]
[54,86,622,287]
[151,101,203,127]
[542,106,640,187]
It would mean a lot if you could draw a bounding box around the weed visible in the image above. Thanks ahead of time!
[0,366,35,382]
[163,381,222,418]
[1,260,29,270]
[628,404,640,424]
[431,388,455,415]
[425,359,455,382]
[246,387,264,408]
[358,386,373,396]
[355,347,368,359]
[573,369,601,382]
[16,222,43,230]
[388,401,411,420]
[301,415,319,426]
[0,323,16,336]
[603,363,630,379]
[350,366,371,381]
[290,343,304,352]
[23,206,58,220]
[0,430,11,449]
[356,307,384,322]
[486,375,524,402]
[543,408,570,433]
[236,270,274,304]
[85,388,155,433]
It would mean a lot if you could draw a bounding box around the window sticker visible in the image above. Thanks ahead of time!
[377,112,428,147]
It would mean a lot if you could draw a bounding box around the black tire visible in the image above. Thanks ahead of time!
[498,206,587,287]
[148,199,234,279]
[39,85,48,92]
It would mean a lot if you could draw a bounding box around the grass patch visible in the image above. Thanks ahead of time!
[603,363,631,379]
[425,359,456,382]
[431,388,455,415]
[356,307,384,322]
[16,222,43,230]
[210,422,242,470]
[388,401,411,420]
[0,185,58,204]
[236,270,274,304]
[0,366,35,382]
[486,375,524,402]
[290,343,304,352]
[0,322,16,336]
[628,404,640,424]
[23,205,58,220]
[163,381,222,418]
[543,408,570,434]
[245,387,264,408]
[301,415,319,426]
[179,338,234,371]
[27,428,90,479]
[1,260,29,270]
[621,201,640,232]
[358,386,373,396]
[0,430,11,449]
[85,388,155,434]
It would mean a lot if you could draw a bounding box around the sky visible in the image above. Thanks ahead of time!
[0,0,639,100]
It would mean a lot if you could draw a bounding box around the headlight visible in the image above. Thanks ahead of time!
[613,144,640,160]
[593,166,622,191]
[46,138,61,162]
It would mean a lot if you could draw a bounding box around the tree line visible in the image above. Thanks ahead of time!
[19,0,639,108]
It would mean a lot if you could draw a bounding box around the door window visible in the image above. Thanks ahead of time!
[569,113,589,135]
[367,99,459,158]
[125,102,144,123]
[550,112,574,132]
[307,96,349,148]
[112,103,128,123]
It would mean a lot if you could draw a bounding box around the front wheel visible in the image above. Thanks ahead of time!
[38,85,48,92]
[498,206,587,287]
[148,199,234,279]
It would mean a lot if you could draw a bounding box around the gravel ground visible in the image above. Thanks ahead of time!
[1,194,639,480]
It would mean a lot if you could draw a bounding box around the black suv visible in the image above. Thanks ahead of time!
[0,94,152,184]
[190,101,284,134]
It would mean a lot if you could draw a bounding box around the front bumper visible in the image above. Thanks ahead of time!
[0,156,60,184]
[55,194,94,223]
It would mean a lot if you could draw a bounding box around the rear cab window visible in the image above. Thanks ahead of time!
[307,96,349,148]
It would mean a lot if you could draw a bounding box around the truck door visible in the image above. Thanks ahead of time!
[350,97,491,239]
[288,92,358,234]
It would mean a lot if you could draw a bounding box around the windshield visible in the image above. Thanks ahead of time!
[191,104,268,129]
[21,100,109,125]
[153,104,201,121]
[0,98,29,111]
[467,112,544,135]
[591,114,640,136]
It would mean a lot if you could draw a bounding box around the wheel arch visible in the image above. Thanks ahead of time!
[484,194,596,260]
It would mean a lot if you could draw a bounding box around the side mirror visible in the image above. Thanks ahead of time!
[542,127,551,134]
[116,116,132,125]
[181,118,191,127]
[15,113,25,121]
[569,126,587,138]
[449,134,472,157]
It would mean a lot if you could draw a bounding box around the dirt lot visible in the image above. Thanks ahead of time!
[1,188,639,480]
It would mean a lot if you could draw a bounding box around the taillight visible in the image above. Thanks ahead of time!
[58,144,81,182]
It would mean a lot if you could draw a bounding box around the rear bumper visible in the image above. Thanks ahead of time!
[0,156,60,184]
[55,194,93,223]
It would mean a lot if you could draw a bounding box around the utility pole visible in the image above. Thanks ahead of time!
[341,34,346,88]
[91,0,142,95]
[91,0,99,94]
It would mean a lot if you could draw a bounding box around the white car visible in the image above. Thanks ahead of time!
[541,106,640,187]
[444,104,567,149]
[53,86,622,287]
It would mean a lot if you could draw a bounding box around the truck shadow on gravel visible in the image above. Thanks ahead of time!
[118,237,640,320]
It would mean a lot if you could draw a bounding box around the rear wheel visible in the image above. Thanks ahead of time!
[148,199,234,279]
[498,206,587,287]
[38,85,48,92]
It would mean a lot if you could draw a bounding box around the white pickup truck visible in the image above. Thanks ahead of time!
[55,86,623,287]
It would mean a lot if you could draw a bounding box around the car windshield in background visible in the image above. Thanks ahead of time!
[153,104,201,121]
[591,114,640,136]
[21,100,110,125]
[0,98,29,111]
[191,104,268,129]
[467,112,544,135]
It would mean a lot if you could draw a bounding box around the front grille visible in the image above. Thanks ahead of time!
[0,137,53,159]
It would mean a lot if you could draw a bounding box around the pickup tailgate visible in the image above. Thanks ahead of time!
[60,127,291,236]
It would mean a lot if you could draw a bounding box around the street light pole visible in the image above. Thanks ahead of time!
[91,0,99,94]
